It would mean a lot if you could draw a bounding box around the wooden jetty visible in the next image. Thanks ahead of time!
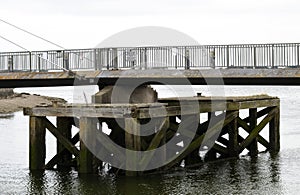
[24,95,280,176]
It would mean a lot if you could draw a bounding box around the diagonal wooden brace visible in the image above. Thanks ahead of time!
[45,132,79,169]
[42,117,80,157]
[165,111,238,169]
[239,108,277,153]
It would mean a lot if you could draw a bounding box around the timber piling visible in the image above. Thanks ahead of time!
[24,94,280,176]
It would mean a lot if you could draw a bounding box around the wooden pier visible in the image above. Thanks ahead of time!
[24,95,280,176]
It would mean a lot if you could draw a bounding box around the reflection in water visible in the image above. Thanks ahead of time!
[27,171,46,194]
[22,144,284,194]
[156,154,283,194]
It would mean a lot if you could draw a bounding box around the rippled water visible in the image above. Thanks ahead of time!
[0,86,300,194]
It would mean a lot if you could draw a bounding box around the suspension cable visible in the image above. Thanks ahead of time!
[0,18,65,49]
[0,34,81,78]
[0,18,94,70]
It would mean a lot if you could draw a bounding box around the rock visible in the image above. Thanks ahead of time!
[0,88,14,98]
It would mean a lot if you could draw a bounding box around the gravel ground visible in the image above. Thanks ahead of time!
[0,92,66,114]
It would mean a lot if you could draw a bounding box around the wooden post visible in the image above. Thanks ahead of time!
[205,112,217,161]
[228,111,239,157]
[205,148,217,161]
[269,106,280,153]
[249,108,258,156]
[79,117,97,174]
[56,117,72,169]
[29,116,46,170]
[125,118,141,176]
[184,114,201,166]
[159,117,168,168]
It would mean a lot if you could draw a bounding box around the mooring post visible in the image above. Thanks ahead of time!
[56,117,72,169]
[29,116,46,170]
[228,111,239,157]
[249,108,258,156]
[125,117,141,176]
[79,117,97,174]
[269,106,280,153]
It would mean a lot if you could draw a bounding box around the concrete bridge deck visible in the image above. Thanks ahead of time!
[0,68,299,87]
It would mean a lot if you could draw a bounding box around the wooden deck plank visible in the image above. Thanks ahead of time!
[24,97,279,118]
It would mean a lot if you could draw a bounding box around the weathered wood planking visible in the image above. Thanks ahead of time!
[24,96,279,119]
[159,94,277,102]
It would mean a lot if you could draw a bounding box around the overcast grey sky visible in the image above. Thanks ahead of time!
[0,0,299,51]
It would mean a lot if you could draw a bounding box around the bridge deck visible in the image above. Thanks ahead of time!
[1,43,300,87]
[0,68,299,87]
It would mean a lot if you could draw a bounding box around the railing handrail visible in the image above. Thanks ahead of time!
[1,42,300,72]
[2,42,300,54]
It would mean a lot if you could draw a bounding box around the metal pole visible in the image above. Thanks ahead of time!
[272,45,275,68]
[144,47,147,69]
[209,48,215,68]
[185,47,190,69]
[29,52,32,71]
[297,45,299,66]
[253,46,257,68]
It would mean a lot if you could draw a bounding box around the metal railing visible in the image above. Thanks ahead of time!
[0,43,300,72]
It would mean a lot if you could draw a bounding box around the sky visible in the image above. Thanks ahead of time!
[0,0,300,51]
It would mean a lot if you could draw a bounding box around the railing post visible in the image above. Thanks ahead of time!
[226,46,230,68]
[106,49,110,70]
[253,46,257,68]
[94,49,98,70]
[144,47,147,69]
[284,44,287,67]
[130,49,135,69]
[63,51,69,70]
[62,51,65,69]
[297,45,299,66]
[209,48,216,68]
[271,45,275,68]
[123,50,126,68]
[185,47,190,69]
[175,52,178,69]
[113,48,118,70]
[8,55,13,72]
[29,52,32,71]
[38,54,41,72]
